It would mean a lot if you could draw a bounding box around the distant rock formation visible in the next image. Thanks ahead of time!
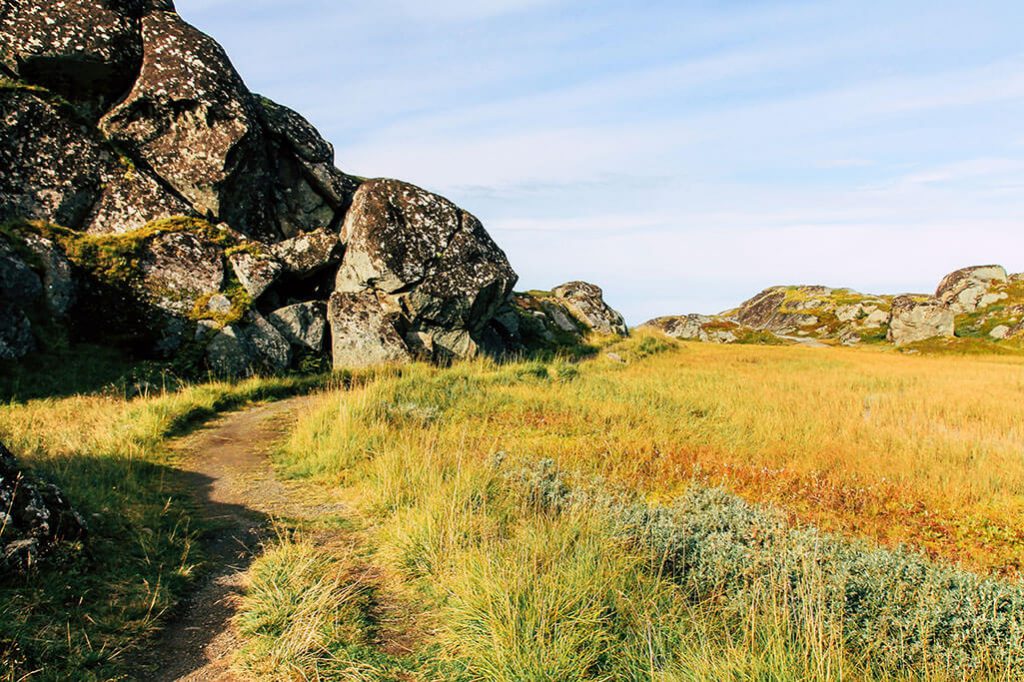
[935,265,1009,314]
[0,1,519,373]
[550,282,628,337]
[643,265,1024,349]
[0,440,86,570]
[641,315,759,344]
[886,296,955,346]
[480,283,628,356]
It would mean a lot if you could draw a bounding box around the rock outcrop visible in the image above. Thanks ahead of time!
[0,1,521,374]
[640,314,755,344]
[332,179,517,366]
[480,283,628,356]
[935,265,1009,314]
[550,282,628,337]
[731,286,891,342]
[644,266,1024,350]
[0,440,86,570]
[886,296,955,346]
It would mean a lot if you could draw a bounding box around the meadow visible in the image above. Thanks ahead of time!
[3,334,1024,679]
[236,334,1024,680]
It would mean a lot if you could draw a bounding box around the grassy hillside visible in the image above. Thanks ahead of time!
[230,333,1024,680]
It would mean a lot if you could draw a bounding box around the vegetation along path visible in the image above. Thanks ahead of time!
[141,395,342,681]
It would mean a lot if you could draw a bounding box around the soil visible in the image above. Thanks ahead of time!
[139,395,342,682]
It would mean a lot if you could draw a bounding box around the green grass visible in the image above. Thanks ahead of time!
[232,344,1024,680]
[0,371,331,681]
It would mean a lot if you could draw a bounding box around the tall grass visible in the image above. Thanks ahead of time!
[0,374,326,681]
[237,341,1024,679]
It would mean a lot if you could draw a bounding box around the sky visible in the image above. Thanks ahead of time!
[177,0,1024,324]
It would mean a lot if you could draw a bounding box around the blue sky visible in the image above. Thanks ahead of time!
[178,0,1024,323]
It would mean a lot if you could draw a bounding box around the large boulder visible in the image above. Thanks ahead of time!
[640,315,751,344]
[138,230,225,317]
[200,311,292,377]
[642,314,713,341]
[0,440,86,570]
[333,179,517,364]
[22,234,75,316]
[99,9,277,240]
[0,0,143,111]
[270,228,343,278]
[935,265,1009,314]
[0,302,34,360]
[229,249,282,300]
[551,281,628,336]
[328,290,411,368]
[0,88,108,229]
[886,296,955,346]
[267,301,327,352]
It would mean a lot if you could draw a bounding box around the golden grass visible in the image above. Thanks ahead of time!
[249,337,1024,679]
[278,333,1024,576]
[0,375,326,681]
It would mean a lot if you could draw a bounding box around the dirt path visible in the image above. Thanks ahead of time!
[141,395,338,682]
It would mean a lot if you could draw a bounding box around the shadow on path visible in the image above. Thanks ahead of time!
[139,397,313,682]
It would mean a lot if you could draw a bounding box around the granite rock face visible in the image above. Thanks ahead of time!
[99,8,276,239]
[333,179,517,366]
[887,296,955,346]
[935,265,1009,314]
[0,1,519,373]
[550,281,628,337]
[0,0,144,111]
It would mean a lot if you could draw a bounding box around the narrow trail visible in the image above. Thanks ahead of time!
[141,395,342,682]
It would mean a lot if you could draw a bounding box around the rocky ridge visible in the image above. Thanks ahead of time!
[642,265,1024,349]
[0,0,635,373]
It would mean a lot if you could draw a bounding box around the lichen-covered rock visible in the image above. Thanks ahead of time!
[138,230,224,316]
[267,301,326,351]
[729,285,892,342]
[99,9,276,240]
[270,228,343,277]
[258,97,360,236]
[935,265,1009,314]
[640,315,751,344]
[0,89,106,228]
[202,312,291,376]
[887,296,955,346]
[22,234,75,316]
[84,160,195,235]
[334,179,517,361]
[0,301,34,359]
[238,311,291,373]
[0,440,85,571]
[0,239,43,303]
[0,0,143,109]
[229,250,281,299]
[203,324,249,377]
[0,240,42,359]
[328,290,410,368]
[0,88,192,234]
[551,281,628,336]
[641,314,713,340]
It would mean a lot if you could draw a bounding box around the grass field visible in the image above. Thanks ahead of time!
[232,333,1024,680]
[4,334,1024,680]
[0,371,330,680]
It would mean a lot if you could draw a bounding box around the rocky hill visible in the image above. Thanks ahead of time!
[643,265,1024,349]
[0,1,627,375]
